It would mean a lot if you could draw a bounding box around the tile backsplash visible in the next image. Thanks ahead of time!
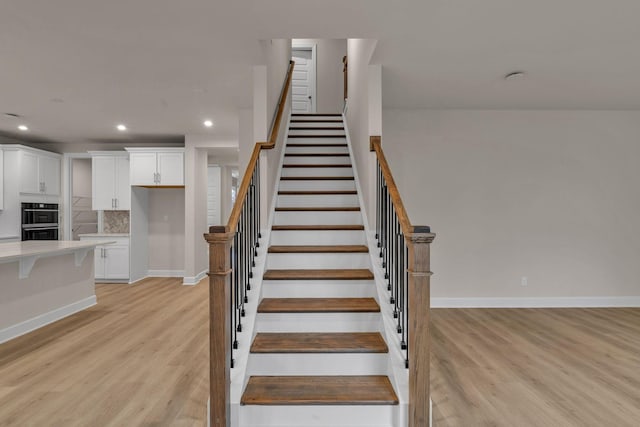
[103,211,130,233]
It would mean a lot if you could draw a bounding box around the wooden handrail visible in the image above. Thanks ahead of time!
[223,60,295,233]
[370,136,429,236]
[370,135,434,427]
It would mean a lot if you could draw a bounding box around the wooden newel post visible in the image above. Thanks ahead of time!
[204,226,234,427]
[407,228,435,427]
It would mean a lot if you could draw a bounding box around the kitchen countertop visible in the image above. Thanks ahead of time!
[0,240,115,263]
[78,233,130,237]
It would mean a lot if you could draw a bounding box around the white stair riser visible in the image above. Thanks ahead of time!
[269,230,365,245]
[262,280,376,298]
[288,129,346,136]
[283,156,351,165]
[276,194,359,207]
[266,253,370,269]
[256,313,381,332]
[239,405,394,427]
[274,211,362,225]
[247,353,388,376]
[286,137,347,145]
[289,122,344,128]
[281,167,353,178]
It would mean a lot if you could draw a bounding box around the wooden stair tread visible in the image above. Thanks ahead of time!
[282,164,351,168]
[289,135,346,138]
[241,375,398,405]
[263,269,373,281]
[292,113,342,116]
[284,153,350,157]
[290,119,343,123]
[280,176,354,181]
[268,245,368,253]
[258,297,380,313]
[275,206,360,212]
[251,332,388,353]
[286,143,348,147]
[277,190,357,195]
[289,127,344,130]
[271,224,364,230]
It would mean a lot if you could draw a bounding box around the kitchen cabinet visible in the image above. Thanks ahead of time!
[19,149,61,196]
[91,153,130,210]
[79,235,130,281]
[126,148,184,186]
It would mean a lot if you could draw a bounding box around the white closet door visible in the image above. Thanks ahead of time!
[207,166,221,227]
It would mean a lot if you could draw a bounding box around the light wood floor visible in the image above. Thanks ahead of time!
[2,281,639,426]
[0,278,209,427]
[431,308,640,426]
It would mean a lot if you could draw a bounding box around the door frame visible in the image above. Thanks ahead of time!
[63,153,96,240]
[291,41,317,114]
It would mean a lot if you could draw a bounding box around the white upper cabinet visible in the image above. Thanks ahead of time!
[126,148,184,186]
[19,148,61,196]
[91,153,130,211]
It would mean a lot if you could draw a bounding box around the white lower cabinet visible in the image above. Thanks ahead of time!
[80,236,130,281]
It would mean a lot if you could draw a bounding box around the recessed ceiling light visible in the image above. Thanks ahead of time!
[18,125,29,131]
[116,124,127,131]
[204,120,213,128]
[504,71,526,80]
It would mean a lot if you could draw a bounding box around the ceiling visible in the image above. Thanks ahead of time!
[2,0,639,147]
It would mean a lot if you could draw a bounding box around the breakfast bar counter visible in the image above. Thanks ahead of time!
[0,240,112,344]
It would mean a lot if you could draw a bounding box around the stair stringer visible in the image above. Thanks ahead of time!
[229,113,293,426]
[342,114,408,427]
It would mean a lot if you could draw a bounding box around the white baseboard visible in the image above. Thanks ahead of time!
[183,269,207,286]
[431,296,640,308]
[148,269,185,278]
[0,295,97,344]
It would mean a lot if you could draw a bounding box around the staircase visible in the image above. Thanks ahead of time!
[239,113,400,426]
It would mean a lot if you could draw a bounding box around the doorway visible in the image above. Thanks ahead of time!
[291,44,317,114]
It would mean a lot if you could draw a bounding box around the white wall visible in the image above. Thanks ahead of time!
[148,188,185,272]
[72,158,92,198]
[345,39,378,229]
[294,39,347,113]
[382,109,640,300]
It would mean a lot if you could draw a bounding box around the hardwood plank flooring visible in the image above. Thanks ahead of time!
[0,278,209,427]
[2,282,639,426]
[268,245,368,253]
[431,308,640,427]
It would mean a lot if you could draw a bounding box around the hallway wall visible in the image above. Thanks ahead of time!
[382,109,640,303]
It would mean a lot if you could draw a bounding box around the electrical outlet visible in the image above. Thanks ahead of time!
[521,276,528,286]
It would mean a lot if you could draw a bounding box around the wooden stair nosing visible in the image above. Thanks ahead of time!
[263,268,373,280]
[292,113,342,116]
[289,127,345,130]
[290,119,343,123]
[288,135,346,139]
[275,206,360,212]
[258,297,380,313]
[250,332,388,354]
[282,164,352,168]
[279,176,354,181]
[271,224,364,231]
[241,375,399,406]
[286,143,348,147]
[284,153,350,157]
[268,245,368,254]
[277,190,357,195]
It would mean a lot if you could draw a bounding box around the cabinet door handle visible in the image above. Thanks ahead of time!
[157,173,161,184]
[115,198,118,209]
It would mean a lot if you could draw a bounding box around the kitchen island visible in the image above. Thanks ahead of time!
[0,240,113,344]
